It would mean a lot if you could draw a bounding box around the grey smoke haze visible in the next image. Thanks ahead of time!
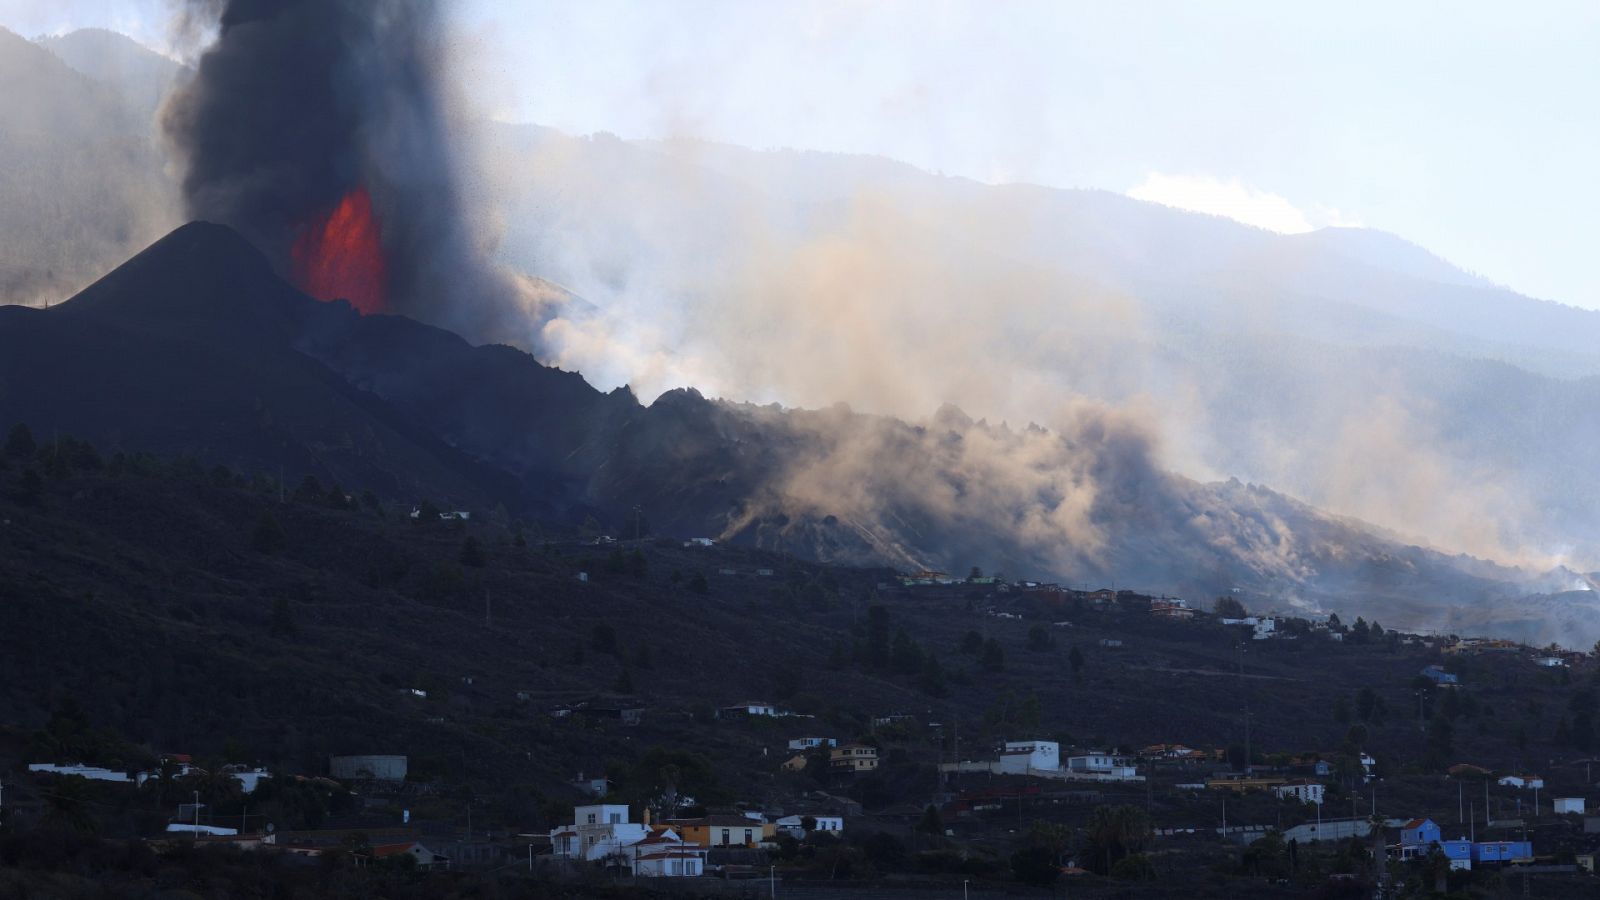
[161,0,545,342]
[484,127,1600,571]
[4,20,1600,639]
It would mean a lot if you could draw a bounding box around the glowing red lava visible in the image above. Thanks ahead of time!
[290,186,388,314]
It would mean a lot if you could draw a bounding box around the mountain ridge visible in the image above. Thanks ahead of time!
[0,220,1563,640]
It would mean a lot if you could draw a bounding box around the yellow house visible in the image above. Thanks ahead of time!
[781,753,809,772]
[830,743,879,772]
[666,815,774,848]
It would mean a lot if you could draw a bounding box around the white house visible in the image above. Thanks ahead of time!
[550,804,650,861]
[1556,797,1586,815]
[1535,657,1568,668]
[685,538,716,547]
[1066,751,1140,780]
[1253,619,1277,640]
[773,814,844,837]
[1221,617,1259,627]
[998,741,1061,775]
[720,701,787,718]
[1273,781,1325,806]
[229,767,272,793]
[166,823,238,836]
[787,737,838,751]
[1498,774,1545,790]
[626,829,706,877]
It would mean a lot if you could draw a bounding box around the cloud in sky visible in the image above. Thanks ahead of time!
[1127,172,1362,234]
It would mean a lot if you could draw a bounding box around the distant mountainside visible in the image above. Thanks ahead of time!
[0,27,180,305]
[484,125,1600,561]
[0,221,1574,641]
[5,31,1600,634]
[38,27,184,121]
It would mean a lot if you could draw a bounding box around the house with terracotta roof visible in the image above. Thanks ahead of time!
[624,828,706,876]
[367,841,451,871]
[665,814,772,848]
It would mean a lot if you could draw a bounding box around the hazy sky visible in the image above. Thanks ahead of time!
[6,0,1598,307]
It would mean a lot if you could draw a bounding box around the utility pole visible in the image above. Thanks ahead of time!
[193,790,201,835]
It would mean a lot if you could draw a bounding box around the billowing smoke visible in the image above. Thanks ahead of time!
[161,0,541,340]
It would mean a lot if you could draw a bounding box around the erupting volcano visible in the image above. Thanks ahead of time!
[290,187,388,315]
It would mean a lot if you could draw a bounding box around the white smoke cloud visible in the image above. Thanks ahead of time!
[1127,172,1362,234]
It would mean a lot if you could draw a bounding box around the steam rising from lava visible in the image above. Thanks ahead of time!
[161,0,539,340]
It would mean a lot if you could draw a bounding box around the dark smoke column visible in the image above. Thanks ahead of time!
[164,0,517,336]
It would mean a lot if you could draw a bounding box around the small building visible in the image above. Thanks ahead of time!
[1066,751,1138,780]
[28,763,131,783]
[781,754,809,772]
[166,823,239,836]
[998,740,1060,775]
[719,701,782,719]
[788,737,838,751]
[572,773,612,798]
[1252,618,1277,640]
[1208,775,1289,795]
[1140,743,1205,761]
[1286,755,1332,777]
[830,744,880,773]
[329,755,407,781]
[1535,656,1568,668]
[773,814,843,837]
[1498,774,1544,790]
[1421,665,1460,686]
[369,841,451,871]
[1281,817,1371,844]
[1398,819,1469,870]
[551,804,649,861]
[666,815,769,848]
[628,829,706,877]
[1472,840,1533,864]
[1272,780,1325,805]
[1098,638,1123,648]
[1555,797,1586,815]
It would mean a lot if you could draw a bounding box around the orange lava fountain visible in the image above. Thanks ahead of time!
[290,186,388,314]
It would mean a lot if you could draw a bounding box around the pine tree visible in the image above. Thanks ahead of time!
[981,638,1005,672]
[4,423,35,459]
[251,512,286,554]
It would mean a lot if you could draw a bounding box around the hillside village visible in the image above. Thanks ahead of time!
[9,433,1600,897]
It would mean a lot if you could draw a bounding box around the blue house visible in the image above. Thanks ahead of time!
[1399,819,1471,869]
[1399,817,1530,869]
[1421,665,1459,685]
[1400,818,1440,846]
[1472,840,1533,864]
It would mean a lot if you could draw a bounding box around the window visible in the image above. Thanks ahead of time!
[609,813,621,824]
[586,813,596,824]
